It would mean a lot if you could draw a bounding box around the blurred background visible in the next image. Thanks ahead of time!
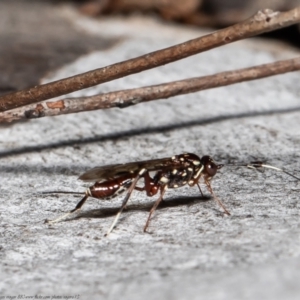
[71,0,300,39]
[1,0,299,97]
[74,0,300,26]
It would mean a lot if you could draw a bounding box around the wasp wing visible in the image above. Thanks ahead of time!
[79,157,176,182]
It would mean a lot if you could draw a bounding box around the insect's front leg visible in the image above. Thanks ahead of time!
[204,177,230,215]
[187,178,204,197]
[188,169,230,215]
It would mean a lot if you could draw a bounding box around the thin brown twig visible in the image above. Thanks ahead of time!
[0,7,300,112]
[1,56,299,123]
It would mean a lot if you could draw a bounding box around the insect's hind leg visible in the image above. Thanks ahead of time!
[45,189,90,224]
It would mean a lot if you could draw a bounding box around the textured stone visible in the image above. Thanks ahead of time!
[0,1,300,299]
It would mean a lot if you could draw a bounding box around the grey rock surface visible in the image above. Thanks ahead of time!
[1,2,300,300]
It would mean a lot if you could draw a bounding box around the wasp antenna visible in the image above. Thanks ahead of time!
[250,163,300,181]
[244,161,300,181]
[225,161,300,181]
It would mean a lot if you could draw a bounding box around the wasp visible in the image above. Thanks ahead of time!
[45,153,300,236]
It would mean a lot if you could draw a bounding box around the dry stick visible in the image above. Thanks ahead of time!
[0,7,300,112]
[1,56,299,123]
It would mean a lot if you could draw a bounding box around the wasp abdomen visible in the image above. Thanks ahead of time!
[89,175,134,200]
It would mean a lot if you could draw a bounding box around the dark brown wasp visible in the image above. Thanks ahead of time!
[45,153,300,236]
[46,153,226,234]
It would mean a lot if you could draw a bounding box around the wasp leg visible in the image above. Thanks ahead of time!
[196,183,204,197]
[105,168,147,236]
[134,187,144,191]
[143,185,168,232]
[204,179,230,215]
[133,171,159,196]
[45,190,90,224]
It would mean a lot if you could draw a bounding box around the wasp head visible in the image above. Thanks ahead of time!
[201,156,223,178]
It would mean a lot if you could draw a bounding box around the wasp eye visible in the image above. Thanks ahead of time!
[201,156,219,177]
[206,162,218,176]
